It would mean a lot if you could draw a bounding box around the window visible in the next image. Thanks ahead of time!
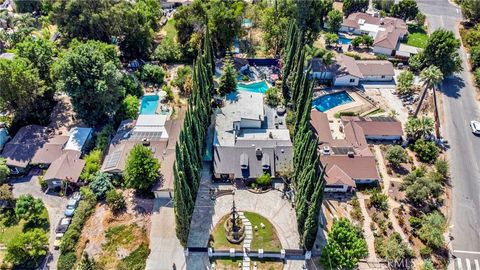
[349,78,355,83]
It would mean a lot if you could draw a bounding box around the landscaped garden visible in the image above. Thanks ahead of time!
[209,211,281,252]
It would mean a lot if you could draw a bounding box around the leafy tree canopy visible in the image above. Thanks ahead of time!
[89,172,113,199]
[218,56,237,95]
[124,144,160,192]
[421,29,462,76]
[385,145,408,167]
[342,0,368,16]
[327,10,343,33]
[6,228,48,267]
[0,158,9,184]
[391,0,419,21]
[396,70,415,96]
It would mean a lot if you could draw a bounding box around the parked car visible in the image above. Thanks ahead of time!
[470,120,480,135]
[64,193,81,217]
[55,217,72,234]
[54,234,63,250]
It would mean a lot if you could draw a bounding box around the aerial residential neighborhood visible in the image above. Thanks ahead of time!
[0,0,479,269]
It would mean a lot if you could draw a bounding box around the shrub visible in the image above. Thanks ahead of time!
[171,66,193,95]
[118,243,150,270]
[80,149,102,182]
[57,252,77,270]
[38,176,47,191]
[420,246,432,257]
[106,189,126,213]
[95,125,114,151]
[0,157,8,184]
[60,188,97,254]
[265,87,280,106]
[324,33,339,46]
[369,189,389,211]
[255,173,272,186]
[139,64,165,85]
[121,74,143,98]
[152,38,183,63]
[385,145,408,167]
[396,70,415,96]
[434,159,449,180]
[118,94,139,120]
[475,68,480,87]
[162,84,174,102]
[409,216,422,229]
[413,139,440,163]
[89,172,113,199]
[418,211,446,249]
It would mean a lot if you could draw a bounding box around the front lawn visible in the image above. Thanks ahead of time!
[209,215,244,250]
[211,258,284,270]
[244,212,282,252]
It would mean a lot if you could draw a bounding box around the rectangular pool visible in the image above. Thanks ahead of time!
[237,81,269,94]
[140,95,159,115]
[312,91,353,112]
[338,36,352,45]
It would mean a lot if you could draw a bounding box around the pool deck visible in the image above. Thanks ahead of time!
[314,89,375,119]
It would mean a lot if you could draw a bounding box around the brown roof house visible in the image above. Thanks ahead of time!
[339,12,408,56]
[0,126,92,189]
[310,110,391,193]
[101,114,176,198]
[310,55,394,87]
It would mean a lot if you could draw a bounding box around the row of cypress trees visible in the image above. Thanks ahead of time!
[282,21,326,251]
[173,27,215,246]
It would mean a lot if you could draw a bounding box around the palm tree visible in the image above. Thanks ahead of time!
[405,117,434,140]
[415,65,444,138]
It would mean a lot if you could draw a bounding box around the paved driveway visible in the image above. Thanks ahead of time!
[11,173,68,270]
[145,198,186,270]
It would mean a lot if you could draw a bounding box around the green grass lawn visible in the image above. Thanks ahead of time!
[0,217,25,245]
[244,212,282,252]
[210,212,282,251]
[163,19,177,41]
[211,258,284,270]
[406,24,428,48]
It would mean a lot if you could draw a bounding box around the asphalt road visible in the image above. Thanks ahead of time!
[417,1,480,269]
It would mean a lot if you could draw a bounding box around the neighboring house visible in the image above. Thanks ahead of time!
[0,127,9,152]
[101,115,174,198]
[213,91,293,180]
[310,110,381,193]
[215,57,250,76]
[0,125,92,189]
[340,12,408,56]
[311,55,394,86]
[341,115,403,141]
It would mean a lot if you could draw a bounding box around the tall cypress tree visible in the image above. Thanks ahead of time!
[302,167,325,250]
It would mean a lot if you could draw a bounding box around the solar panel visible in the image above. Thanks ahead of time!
[331,147,355,155]
[129,131,163,141]
[104,150,121,169]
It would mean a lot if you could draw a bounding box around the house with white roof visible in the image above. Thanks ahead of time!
[213,91,293,180]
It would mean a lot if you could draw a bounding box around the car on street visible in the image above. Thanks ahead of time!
[471,120,480,135]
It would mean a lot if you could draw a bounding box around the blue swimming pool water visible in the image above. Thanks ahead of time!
[338,36,352,45]
[237,81,269,94]
[140,95,159,115]
[312,91,353,112]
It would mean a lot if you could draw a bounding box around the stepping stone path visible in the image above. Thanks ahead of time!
[238,212,253,270]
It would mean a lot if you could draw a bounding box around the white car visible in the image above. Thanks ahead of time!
[470,120,480,135]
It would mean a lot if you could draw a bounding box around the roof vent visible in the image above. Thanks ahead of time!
[255,148,262,158]
[322,146,331,155]
[347,151,355,157]
[142,138,150,146]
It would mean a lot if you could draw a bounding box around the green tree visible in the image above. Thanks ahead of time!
[124,144,160,192]
[415,65,444,137]
[418,211,446,249]
[435,159,449,180]
[218,56,237,95]
[378,233,413,262]
[89,172,113,199]
[173,0,208,57]
[14,194,45,225]
[260,5,291,55]
[205,0,245,53]
[152,38,183,63]
[106,189,126,213]
[413,139,440,163]
[0,184,14,204]
[13,0,40,13]
[351,36,362,47]
[421,29,462,76]
[422,260,436,270]
[139,64,165,85]
[172,66,193,95]
[265,87,280,107]
[327,10,343,33]
[54,41,124,125]
[0,57,51,124]
[403,172,443,206]
[396,70,414,95]
[405,117,434,140]
[0,157,9,184]
[461,0,480,22]
[296,0,333,42]
[470,45,480,70]
[408,53,423,73]
[385,145,408,167]
[369,188,389,211]
[391,0,419,20]
[320,218,368,270]
[373,0,395,13]
[342,0,368,16]
[324,33,339,46]
[122,74,143,98]
[362,34,374,48]
[80,149,102,182]
[16,38,55,83]
[118,94,139,120]
[5,228,48,267]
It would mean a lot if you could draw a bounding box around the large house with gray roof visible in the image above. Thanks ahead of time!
[213,91,293,180]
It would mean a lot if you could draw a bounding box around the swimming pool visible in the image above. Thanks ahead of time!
[312,91,353,112]
[140,95,159,115]
[338,36,352,45]
[237,81,269,94]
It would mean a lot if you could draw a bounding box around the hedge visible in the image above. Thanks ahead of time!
[58,188,97,270]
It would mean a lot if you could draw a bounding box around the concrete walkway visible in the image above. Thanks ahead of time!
[238,212,252,270]
[357,193,378,261]
[146,199,186,270]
